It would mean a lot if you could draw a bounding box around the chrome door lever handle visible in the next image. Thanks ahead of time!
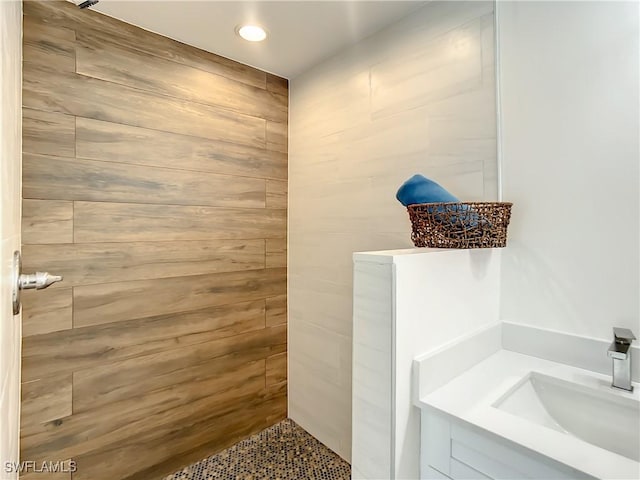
[12,250,63,314]
[18,272,63,290]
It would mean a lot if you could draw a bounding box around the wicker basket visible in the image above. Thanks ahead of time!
[407,202,513,249]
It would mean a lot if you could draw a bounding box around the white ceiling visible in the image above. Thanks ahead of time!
[91,1,427,78]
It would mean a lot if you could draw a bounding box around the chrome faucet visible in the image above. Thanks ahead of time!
[607,327,636,392]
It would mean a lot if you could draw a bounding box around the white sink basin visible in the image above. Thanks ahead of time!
[494,372,640,462]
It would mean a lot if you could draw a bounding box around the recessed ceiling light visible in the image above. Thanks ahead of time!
[237,25,267,42]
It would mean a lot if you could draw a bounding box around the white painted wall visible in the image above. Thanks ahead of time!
[0,1,22,477]
[497,1,640,340]
[289,1,497,460]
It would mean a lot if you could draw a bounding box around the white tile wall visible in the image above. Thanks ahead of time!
[289,1,497,461]
[0,1,23,477]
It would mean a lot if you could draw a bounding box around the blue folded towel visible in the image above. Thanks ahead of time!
[395,174,458,206]
[396,174,486,230]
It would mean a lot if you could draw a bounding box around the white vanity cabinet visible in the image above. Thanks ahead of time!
[420,408,590,480]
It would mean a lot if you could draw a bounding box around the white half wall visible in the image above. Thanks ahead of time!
[352,248,502,479]
[289,1,497,460]
[497,1,640,339]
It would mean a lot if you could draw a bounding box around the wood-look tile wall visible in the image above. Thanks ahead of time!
[20,2,288,479]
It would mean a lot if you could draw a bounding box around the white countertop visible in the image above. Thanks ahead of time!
[417,350,640,480]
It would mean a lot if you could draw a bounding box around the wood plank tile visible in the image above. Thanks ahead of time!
[73,268,286,327]
[24,13,75,41]
[74,387,284,480]
[23,66,266,148]
[118,413,266,480]
[22,240,265,289]
[21,360,267,463]
[23,109,75,158]
[23,15,75,72]
[22,301,270,382]
[73,201,286,243]
[267,73,289,97]
[22,288,72,338]
[22,199,73,245]
[266,179,288,209]
[127,384,286,480]
[23,153,266,208]
[266,352,287,386]
[76,37,287,122]
[266,295,287,327]
[76,117,287,180]
[266,402,288,427]
[264,381,288,425]
[23,0,267,89]
[132,386,286,480]
[267,121,288,153]
[21,375,72,427]
[266,238,287,268]
[19,462,73,480]
[73,346,268,412]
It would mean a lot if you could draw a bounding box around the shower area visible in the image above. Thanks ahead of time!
[15,0,502,477]
[20,1,288,478]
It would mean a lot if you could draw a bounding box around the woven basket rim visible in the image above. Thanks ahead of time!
[406,201,512,249]
[407,201,513,207]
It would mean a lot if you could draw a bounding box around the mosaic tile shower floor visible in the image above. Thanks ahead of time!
[164,419,351,480]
